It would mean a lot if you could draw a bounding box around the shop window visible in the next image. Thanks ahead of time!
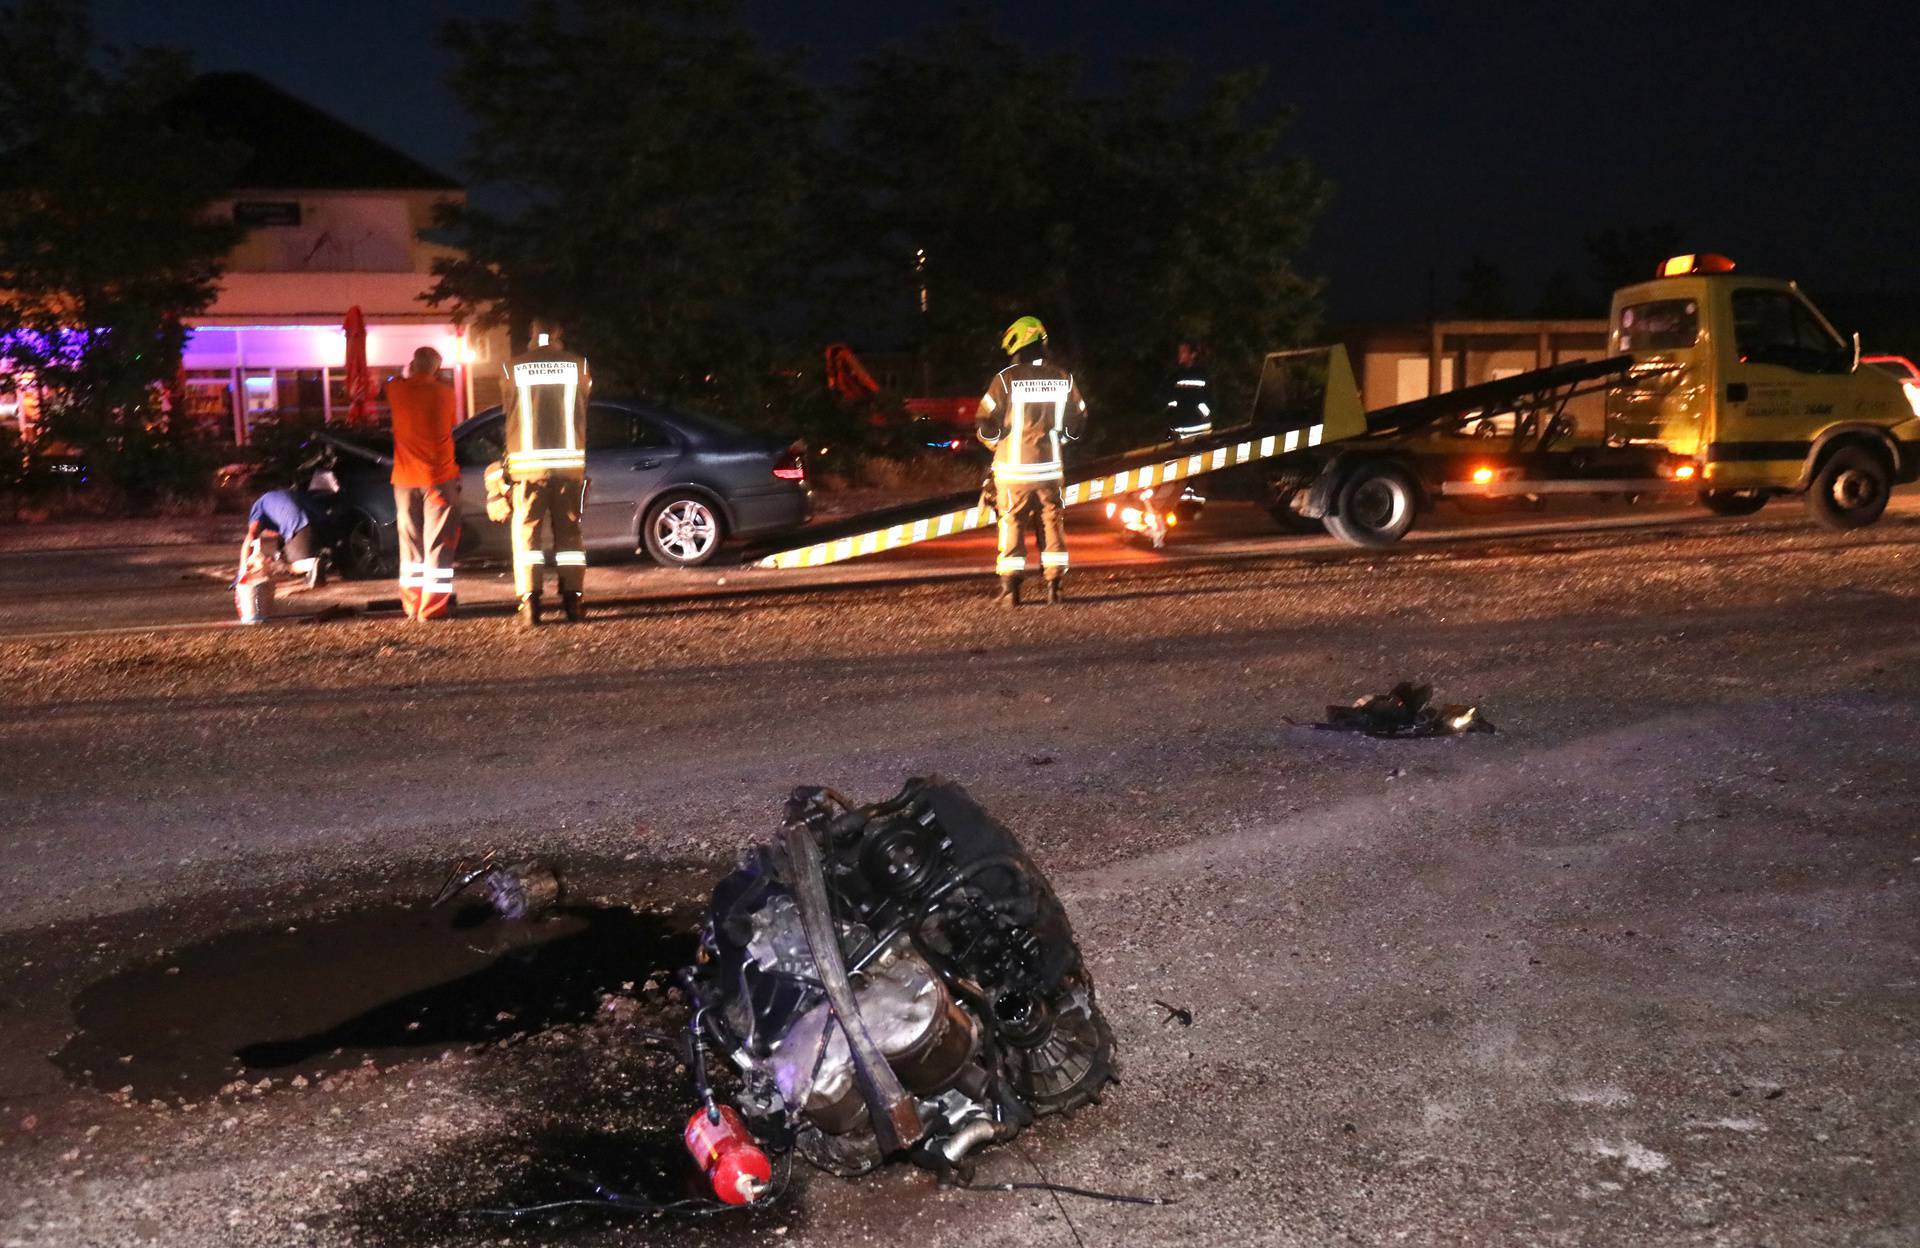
[275,369,327,421]
[327,365,402,423]
[183,370,237,441]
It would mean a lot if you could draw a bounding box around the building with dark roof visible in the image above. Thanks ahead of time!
[168,71,462,193]
[169,73,503,441]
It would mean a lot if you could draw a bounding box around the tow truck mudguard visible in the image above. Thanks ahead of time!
[1795,424,1920,489]
[1299,449,1437,521]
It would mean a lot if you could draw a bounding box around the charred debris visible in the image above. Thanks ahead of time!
[452,776,1130,1222]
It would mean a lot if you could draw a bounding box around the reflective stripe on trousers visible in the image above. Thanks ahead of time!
[994,480,1068,582]
[394,480,461,620]
[511,475,587,597]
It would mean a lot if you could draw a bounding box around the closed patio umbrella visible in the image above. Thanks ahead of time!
[343,306,373,425]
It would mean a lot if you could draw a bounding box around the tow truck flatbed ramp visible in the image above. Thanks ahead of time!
[746,348,1633,569]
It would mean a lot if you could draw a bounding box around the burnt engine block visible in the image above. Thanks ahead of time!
[686,777,1115,1177]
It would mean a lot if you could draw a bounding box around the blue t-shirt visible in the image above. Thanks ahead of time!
[248,489,312,537]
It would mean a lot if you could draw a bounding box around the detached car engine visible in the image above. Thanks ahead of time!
[683,777,1114,1180]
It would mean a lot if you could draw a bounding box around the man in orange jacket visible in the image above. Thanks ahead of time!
[387,346,461,620]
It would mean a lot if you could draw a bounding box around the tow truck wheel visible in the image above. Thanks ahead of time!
[1324,461,1418,548]
[1804,445,1891,530]
[1698,488,1768,517]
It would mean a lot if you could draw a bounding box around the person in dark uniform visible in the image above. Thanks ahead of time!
[1163,340,1214,442]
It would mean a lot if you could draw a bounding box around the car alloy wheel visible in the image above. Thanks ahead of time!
[653,497,718,564]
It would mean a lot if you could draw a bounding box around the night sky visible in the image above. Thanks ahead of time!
[98,0,1919,324]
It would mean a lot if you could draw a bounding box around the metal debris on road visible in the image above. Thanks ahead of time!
[431,851,564,920]
[1153,1000,1194,1027]
[1310,681,1495,738]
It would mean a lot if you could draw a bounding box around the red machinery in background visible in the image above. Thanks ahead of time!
[823,343,975,450]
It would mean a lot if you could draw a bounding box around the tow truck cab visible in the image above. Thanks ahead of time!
[1606,254,1920,526]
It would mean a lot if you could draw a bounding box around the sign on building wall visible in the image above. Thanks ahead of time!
[233,201,303,227]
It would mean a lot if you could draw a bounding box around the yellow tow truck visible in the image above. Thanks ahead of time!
[1608,253,1920,526]
[751,254,1920,568]
[1265,252,1920,546]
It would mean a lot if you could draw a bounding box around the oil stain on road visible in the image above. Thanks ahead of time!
[54,899,694,1100]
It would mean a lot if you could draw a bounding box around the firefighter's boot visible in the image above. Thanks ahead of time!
[518,592,544,629]
[560,591,584,623]
[1045,576,1065,606]
[997,576,1022,607]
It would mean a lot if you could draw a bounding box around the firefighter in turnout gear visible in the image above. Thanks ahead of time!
[977,316,1087,605]
[501,323,591,626]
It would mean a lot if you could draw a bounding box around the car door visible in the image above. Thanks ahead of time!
[453,414,509,556]
[1719,286,1855,459]
[582,405,682,548]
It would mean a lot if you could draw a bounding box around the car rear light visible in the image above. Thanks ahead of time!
[773,442,806,481]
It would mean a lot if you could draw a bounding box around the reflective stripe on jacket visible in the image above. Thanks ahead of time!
[976,359,1087,484]
[501,346,591,478]
[1165,366,1213,441]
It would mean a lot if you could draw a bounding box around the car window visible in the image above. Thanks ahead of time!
[634,417,676,450]
[587,406,679,452]
[1791,299,1843,354]
[1614,299,1698,352]
[1732,289,1846,373]
[457,418,505,467]
[586,407,638,451]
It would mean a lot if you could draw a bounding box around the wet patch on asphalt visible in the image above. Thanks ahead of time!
[53,889,697,1101]
[337,1061,808,1247]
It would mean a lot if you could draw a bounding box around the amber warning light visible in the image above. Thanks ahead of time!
[1658,253,1736,278]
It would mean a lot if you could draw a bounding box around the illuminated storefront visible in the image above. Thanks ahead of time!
[178,317,480,444]
[0,72,507,446]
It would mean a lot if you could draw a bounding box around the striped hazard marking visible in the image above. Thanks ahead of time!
[758,423,1324,570]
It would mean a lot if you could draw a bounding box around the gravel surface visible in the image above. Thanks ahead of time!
[1,506,1917,1246]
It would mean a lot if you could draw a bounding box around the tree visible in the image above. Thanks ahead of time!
[432,0,824,411]
[0,1,242,500]
[1585,224,1684,303]
[842,20,1326,444]
[1455,255,1510,318]
[1533,268,1591,318]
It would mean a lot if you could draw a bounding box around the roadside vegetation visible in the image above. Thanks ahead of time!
[0,0,1327,519]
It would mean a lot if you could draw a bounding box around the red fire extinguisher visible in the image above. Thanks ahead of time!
[684,1105,772,1205]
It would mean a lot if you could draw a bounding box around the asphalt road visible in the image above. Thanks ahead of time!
[0,493,1771,637]
[1,494,1917,1246]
